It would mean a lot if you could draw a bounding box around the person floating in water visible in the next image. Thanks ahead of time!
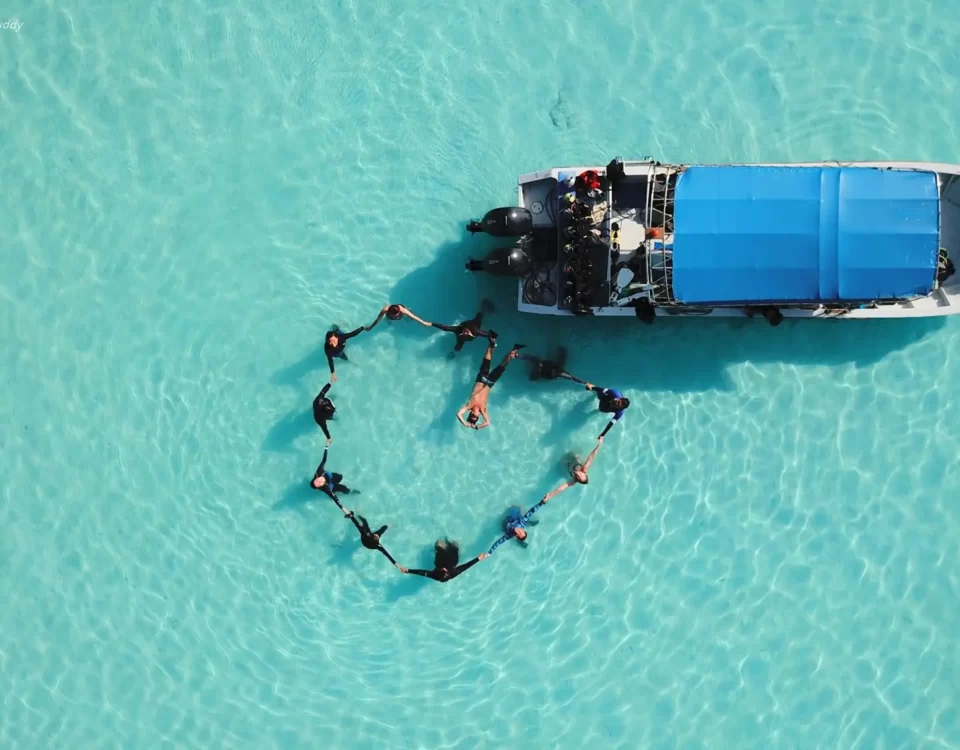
[312,382,336,446]
[431,301,496,354]
[488,498,550,552]
[542,437,604,501]
[309,449,352,507]
[324,325,365,382]
[366,304,432,331]
[520,346,586,384]
[584,382,630,438]
[457,340,525,430]
[399,539,487,582]
[341,509,397,565]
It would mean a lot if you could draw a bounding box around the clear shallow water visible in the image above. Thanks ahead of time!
[2,0,960,747]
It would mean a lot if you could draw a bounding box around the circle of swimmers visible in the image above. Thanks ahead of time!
[310,302,630,583]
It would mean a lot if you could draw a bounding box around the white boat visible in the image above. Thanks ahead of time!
[464,159,960,320]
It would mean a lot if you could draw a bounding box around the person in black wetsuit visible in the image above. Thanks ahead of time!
[520,346,586,384]
[309,449,351,507]
[430,303,497,355]
[399,539,487,582]
[341,509,398,566]
[324,325,365,382]
[312,383,335,446]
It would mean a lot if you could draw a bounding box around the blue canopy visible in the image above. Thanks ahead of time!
[671,166,940,304]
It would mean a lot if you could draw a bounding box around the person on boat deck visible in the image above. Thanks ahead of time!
[399,539,488,582]
[575,170,603,199]
[457,340,525,430]
[310,449,352,506]
[938,249,956,285]
[542,437,604,502]
[584,382,630,438]
[339,507,398,566]
[312,382,336,446]
[430,300,497,354]
[520,346,585,384]
[488,498,551,552]
[324,325,365,382]
[365,304,432,331]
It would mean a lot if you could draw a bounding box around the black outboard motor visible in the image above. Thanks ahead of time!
[465,241,534,277]
[466,206,533,237]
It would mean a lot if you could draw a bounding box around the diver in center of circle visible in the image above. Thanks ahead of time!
[430,299,497,356]
[399,539,488,582]
[457,339,526,430]
[520,345,587,384]
[365,303,432,331]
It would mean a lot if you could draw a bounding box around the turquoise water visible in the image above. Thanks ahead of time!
[2,0,960,747]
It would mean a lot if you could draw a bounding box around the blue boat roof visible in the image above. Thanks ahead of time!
[671,166,940,304]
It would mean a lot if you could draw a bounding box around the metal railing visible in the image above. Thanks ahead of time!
[645,165,681,305]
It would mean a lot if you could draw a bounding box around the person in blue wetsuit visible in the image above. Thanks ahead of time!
[324,325,365,383]
[584,382,630,437]
[309,449,352,508]
[312,382,335,446]
[488,497,552,553]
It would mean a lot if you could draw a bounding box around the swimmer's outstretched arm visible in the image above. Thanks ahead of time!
[487,534,511,555]
[401,307,432,327]
[583,436,603,471]
[341,326,365,340]
[476,410,490,430]
[324,489,345,510]
[377,546,398,565]
[317,418,332,442]
[430,322,460,333]
[542,482,573,502]
[315,449,329,476]
[366,307,389,331]
[456,406,470,427]
[448,553,488,579]
[318,382,331,399]
[598,417,621,439]
[401,567,435,578]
